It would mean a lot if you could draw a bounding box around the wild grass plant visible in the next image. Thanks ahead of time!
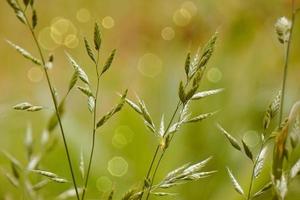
[2,0,300,200]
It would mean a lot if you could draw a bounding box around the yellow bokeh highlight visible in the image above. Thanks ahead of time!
[64,34,79,49]
[161,27,175,41]
[181,1,198,16]
[112,125,134,149]
[173,8,192,27]
[38,27,59,51]
[138,53,162,78]
[107,156,128,177]
[76,8,91,23]
[27,67,43,83]
[102,16,115,29]
[207,67,222,83]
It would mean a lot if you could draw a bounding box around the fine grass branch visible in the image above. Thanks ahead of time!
[67,23,127,200]
[122,32,221,200]
[6,0,80,199]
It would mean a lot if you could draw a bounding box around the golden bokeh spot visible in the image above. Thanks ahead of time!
[112,125,134,149]
[96,176,113,192]
[38,27,59,51]
[102,16,115,29]
[207,67,222,83]
[173,8,192,27]
[50,17,77,48]
[181,1,198,16]
[161,27,175,41]
[76,8,91,23]
[27,67,43,83]
[112,134,127,149]
[64,34,79,48]
[138,53,162,78]
[107,156,128,177]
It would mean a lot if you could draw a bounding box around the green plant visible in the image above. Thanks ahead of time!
[6,0,81,198]
[68,24,127,200]
[120,32,222,200]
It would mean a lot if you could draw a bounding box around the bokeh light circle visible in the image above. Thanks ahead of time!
[107,156,128,177]
[173,8,192,27]
[161,27,175,41]
[102,16,115,29]
[76,8,91,23]
[27,67,43,83]
[138,53,162,78]
[207,67,222,83]
[38,27,59,51]
[181,1,198,17]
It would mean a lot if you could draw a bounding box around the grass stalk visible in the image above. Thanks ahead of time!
[18,6,80,200]
[278,0,297,125]
[81,48,101,200]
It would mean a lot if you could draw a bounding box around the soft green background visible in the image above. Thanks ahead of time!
[0,0,300,199]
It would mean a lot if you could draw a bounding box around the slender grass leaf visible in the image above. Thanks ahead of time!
[23,0,30,6]
[66,53,89,84]
[192,88,224,100]
[254,147,267,178]
[263,91,281,131]
[124,98,142,114]
[152,192,177,196]
[84,37,96,63]
[77,86,93,97]
[47,100,65,132]
[226,167,244,196]
[242,140,253,161]
[101,49,116,75]
[32,9,37,29]
[94,23,101,50]
[178,81,186,103]
[88,96,95,113]
[185,52,191,79]
[290,159,300,179]
[7,40,41,65]
[7,0,27,24]
[96,89,127,128]
[184,111,217,123]
[32,179,50,191]
[32,169,68,183]
[79,150,85,179]
[252,182,272,199]
[13,102,32,110]
[68,71,79,92]
[217,124,241,151]
[26,106,43,112]
[198,32,218,69]
[159,115,165,137]
[2,151,22,170]
[57,187,83,199]
[4,172,19,187]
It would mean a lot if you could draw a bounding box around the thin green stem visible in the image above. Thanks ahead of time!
[20,8,80,200]
[144,102,182,200]
[278,0,296,125]
[140,101,181,200]
[81,51,101,200]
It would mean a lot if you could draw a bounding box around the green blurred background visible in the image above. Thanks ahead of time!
[1,0,300,199]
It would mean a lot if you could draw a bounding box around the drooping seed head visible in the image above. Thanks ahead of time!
[275,17,292,44]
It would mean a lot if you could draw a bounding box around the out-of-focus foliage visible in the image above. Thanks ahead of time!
[1,0,300,199]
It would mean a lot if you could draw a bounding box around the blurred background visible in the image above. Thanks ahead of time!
[0,0,300,199]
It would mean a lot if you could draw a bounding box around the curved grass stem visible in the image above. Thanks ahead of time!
[18,6,80,200]
[81,51,101,200]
